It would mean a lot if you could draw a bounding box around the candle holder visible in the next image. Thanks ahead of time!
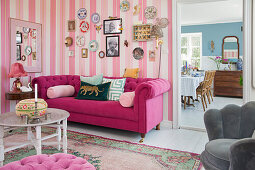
[29,101,41,124]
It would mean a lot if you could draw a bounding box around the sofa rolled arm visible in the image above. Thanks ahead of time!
[134,79,170,100]
[229,138,255,170]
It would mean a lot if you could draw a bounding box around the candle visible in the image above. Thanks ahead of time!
[35,84,38,102]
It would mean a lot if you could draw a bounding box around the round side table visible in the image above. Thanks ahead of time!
[0,108,70,167]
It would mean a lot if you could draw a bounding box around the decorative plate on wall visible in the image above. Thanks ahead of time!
[23,27,30,33]
[88,40,99,52]
[144,6,157,19]
[30,29,37,39]
[120,0,130,12]
[133,47,144,60]
[76,36,85,47]
[25,46,32,56]
[91,13,100,24]
[77,8,87,20]
[80,21,90,33]
[98,51,105,58]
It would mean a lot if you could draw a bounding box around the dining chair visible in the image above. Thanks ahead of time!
[206,70,216,104]
[196,71,210,111]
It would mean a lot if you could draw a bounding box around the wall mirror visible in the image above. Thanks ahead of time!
[222,36,239,63]
[10,18,42,72]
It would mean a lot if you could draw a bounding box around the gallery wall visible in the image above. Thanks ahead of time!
[0,0,173,122]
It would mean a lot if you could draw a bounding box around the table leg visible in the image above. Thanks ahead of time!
[0,126,4,167]
[35,126,41,155]
[57,121,61,150]
[63,119,67,153]
[27,127,32,149]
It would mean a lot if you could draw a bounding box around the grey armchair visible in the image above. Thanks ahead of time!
[201,101,255,170]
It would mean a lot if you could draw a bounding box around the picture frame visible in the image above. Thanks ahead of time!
[16,45,21,60]
[68,20,76,32]
[16,32,22,44]
[32,52,36,60]
[10,18,42,72]
[103,19,122,35]
[133,24,152,41]
[81,48,88,58]
[106,36,119,57]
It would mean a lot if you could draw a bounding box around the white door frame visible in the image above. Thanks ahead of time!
[172,0,251,129]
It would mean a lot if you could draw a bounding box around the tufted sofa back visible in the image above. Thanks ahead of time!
[32,75,154,100]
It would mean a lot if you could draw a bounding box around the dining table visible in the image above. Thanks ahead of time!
[181,75,204,109]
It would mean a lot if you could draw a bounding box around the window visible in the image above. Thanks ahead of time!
[181,33,202,69]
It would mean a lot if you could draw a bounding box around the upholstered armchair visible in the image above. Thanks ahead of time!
[201,101,255,170]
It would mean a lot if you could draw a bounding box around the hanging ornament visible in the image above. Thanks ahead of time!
[94,25,102,33]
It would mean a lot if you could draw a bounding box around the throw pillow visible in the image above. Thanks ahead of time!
[47,85,75,99]
[102,78,126,101]
[119,91,135,107]
[75,81,111,101]
[123,68,139,78]
[80,74,103,85]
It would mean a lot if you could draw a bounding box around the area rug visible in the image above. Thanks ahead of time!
[3,127,202,170]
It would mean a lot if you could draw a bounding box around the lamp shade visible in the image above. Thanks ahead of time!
[8,63,27,78]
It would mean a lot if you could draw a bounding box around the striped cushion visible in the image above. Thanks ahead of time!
[102,78,126,101]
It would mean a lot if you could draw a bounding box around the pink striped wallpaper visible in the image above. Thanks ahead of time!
[0,0,173,122]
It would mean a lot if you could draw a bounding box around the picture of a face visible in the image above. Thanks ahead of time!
[106,36,119,57]
[103,19,122,35]
[109,22,115,33]
[68,20,75,32]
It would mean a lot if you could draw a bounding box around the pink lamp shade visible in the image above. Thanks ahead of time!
[8,63,27,78]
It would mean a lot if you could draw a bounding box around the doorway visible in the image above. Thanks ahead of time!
[172,0,251,130]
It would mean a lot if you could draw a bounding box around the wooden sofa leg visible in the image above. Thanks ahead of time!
[156,123,160,130]
[139,133,145,143]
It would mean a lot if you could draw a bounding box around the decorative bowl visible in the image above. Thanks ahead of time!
[16,98,48,118]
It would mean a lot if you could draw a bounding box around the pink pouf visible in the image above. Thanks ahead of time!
[0,153,96,170]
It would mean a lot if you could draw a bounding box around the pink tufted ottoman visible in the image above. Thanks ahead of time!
[0,153,96,170]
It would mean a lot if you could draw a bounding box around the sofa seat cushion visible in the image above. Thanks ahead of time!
[46,97,137,121]
[203,139,239,170]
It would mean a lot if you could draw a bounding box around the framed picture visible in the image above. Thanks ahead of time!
[81,48,88,58]
[16,32,22,44]
[68,20,76,32]
[103,19,122,34]
[106,36,119,57]
[16,45,21,60]
[32,52,36,60]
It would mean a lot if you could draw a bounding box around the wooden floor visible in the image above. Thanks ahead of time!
[68,122,209,154]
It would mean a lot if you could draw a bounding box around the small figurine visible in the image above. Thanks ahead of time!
[133,5,141,15]
[124,40,128,47]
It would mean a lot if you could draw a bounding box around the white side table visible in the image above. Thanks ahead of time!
[0,108,70,166]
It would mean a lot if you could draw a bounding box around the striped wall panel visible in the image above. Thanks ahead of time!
[0,0,173,121]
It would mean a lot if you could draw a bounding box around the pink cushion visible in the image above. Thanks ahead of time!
[0,153,95,170]
[47,85,75,99]
[119,92,135,107]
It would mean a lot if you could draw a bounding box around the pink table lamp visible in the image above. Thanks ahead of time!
[8,63,27,93]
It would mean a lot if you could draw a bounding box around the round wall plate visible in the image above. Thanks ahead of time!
[91,13,100,24]
[30,29,37,39]
[120,0,130,12]
[76,36,85,47]
[89,40,99,52]
[25,46,32,56]
[80,21,90,33]
[144,6,157,19]
[23,27,30,33]
[133,47,144,60]
[98,51,105,58]
[77,8,87,20]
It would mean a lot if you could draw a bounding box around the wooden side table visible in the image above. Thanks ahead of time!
[5,91,35,100]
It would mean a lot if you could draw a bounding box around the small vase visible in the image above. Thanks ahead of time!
[237,59,243,71]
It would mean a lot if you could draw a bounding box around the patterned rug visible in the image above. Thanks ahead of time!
[3,127,202,170]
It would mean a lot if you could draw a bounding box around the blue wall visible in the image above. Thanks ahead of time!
[181,22,243,56]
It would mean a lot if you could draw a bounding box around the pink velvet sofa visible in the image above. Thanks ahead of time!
[32,75,170,141]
